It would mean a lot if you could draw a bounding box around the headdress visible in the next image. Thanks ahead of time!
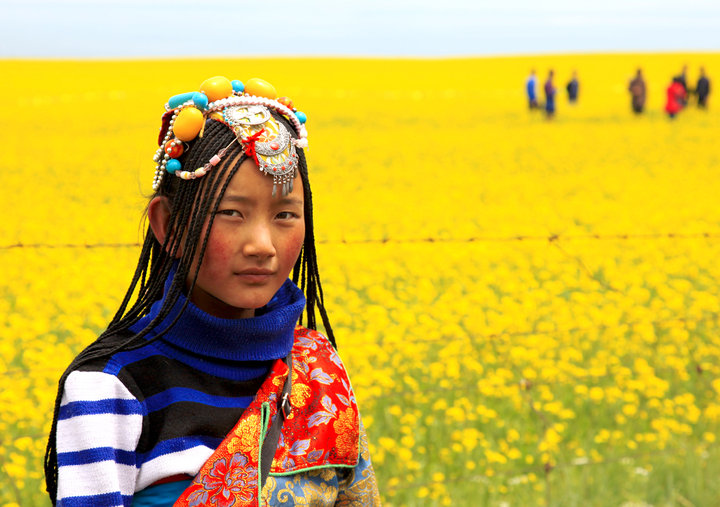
[152,76,308,197]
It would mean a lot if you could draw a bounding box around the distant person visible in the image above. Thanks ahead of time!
[695,67,710,108]
[544,70,556,118]
[676,65,689,105]
[628,68,647,114]
[566,71,579,103]
[526,69,539,109]
[665,77,687,119]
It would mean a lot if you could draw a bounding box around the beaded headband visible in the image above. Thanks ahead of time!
[152,76,309,197]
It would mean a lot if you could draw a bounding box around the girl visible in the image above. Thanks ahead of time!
[45,75,380,506]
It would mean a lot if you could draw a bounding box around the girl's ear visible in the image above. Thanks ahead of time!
[148,196,179,255]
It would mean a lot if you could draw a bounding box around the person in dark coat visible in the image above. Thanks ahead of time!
[695,66,710,108]
[566,71,579,103]
[628,68,647,114]
[544,69,556,118]
[676,65,689,105]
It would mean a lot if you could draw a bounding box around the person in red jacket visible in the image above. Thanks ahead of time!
[665,77,687,119]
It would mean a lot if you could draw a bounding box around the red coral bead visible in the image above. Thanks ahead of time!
[164,140,184,158]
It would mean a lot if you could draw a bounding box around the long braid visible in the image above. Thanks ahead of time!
[292,149,335,347]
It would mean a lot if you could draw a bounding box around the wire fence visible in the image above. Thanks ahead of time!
[1,231,720,250]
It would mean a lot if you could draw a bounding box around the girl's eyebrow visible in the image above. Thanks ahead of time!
[278,197,303,206]
[221,195,250,202]
[221,194,303,206]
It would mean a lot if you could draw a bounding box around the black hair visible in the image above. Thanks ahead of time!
[44,115,334,503]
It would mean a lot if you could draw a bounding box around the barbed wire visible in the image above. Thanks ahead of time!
[1,231,719,250]
[0,241,143,250]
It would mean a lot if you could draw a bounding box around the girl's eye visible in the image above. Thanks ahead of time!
[218,209,242,218]
[276,211,300,220]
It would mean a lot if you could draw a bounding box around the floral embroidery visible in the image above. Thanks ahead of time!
[336,471,381,507]
[300,479,338,503]
[290,381,312,408]
[261,476,278,507]
[289,439,311,456]
[308,395,338,428]
[276,480,300,504]
[359,424,371,462]
[333,407,358,459]
[263,464,381,506]
[187,452,257,507]
[228,413,261,462]
[310,367,334,385]
[273,472,338,505]
[306,449,325,463]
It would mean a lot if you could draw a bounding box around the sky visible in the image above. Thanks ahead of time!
[1,0,719,58]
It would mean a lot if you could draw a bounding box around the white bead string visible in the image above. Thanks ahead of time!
[206,95,306,141]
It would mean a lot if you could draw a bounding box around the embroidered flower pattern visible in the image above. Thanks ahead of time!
[333,407,359,458]
[228,413,261,462]
[290,377,312,408]
[187,452,257,507]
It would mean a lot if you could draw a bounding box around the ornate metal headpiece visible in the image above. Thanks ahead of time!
[152,76,308,197]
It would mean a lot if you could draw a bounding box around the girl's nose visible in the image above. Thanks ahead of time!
[243,223,276,259]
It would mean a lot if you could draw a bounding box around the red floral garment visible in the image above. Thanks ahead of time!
[176,327,360,507]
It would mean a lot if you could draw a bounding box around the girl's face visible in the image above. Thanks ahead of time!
[188,157,305,319]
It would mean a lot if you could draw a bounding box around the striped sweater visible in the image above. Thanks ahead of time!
[55,278,305,507]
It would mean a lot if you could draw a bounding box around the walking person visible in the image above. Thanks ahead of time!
[629,68,647,114]
[665,76,687,119]
[695,66,711,108]
[544,69,557,119]
[526,69,539,110]
[566,70,579,103]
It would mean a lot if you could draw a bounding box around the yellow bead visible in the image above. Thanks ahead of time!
[244,78,277,100]
[199,76,233,102]
[173,107,204,141]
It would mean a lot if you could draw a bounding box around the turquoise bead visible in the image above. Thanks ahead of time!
[192,92,209,110]
[232,80,244,93]
[168,92,194,109]
[166,159,181,173]
[295,111,307,124]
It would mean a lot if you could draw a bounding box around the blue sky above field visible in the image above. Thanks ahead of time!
[1,0,719,57]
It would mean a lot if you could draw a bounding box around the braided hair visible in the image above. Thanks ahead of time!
[44,115,334,503]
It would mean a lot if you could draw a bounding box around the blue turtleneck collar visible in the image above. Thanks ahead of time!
[129,266,305,363]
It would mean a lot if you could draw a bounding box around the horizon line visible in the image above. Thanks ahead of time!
[3,49,720,62]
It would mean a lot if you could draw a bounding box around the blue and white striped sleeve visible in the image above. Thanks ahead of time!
[56,370,144,507]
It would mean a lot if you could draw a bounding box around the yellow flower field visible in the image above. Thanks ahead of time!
[1,53,720,505]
